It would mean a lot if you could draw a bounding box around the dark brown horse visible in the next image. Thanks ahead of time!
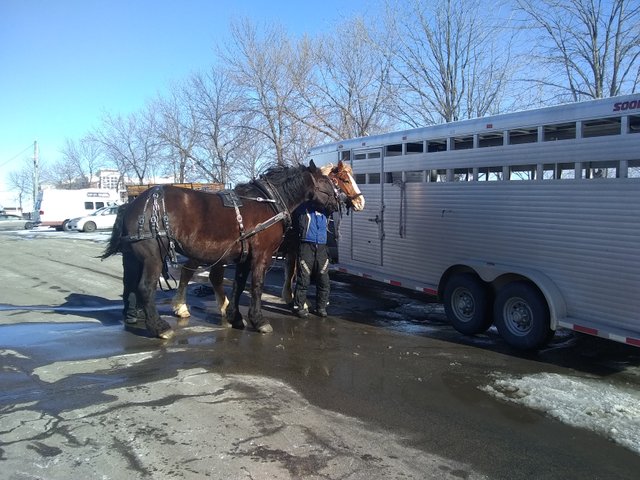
[102,161,340,339]
[171,161,365,323]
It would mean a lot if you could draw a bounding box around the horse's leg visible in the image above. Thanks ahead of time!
[248,253,273,334]
[122,249,144,324]
[280,232,296,303]
[226,261,250,330]
[209,263,230,327]
[136,247,174,339]
[282,251,296,304]
[172,259,199,319]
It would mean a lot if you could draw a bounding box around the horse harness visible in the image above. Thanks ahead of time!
[122,186,179,265]
[122,170,338,265]
[122,182,292,265]
[230,177,292,263]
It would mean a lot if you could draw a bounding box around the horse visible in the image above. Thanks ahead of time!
[279,161,364,303]
[170,160,365,323]
[102,161,340,339]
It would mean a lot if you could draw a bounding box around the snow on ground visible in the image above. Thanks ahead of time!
[14,226,111,242]
[481,372,640,454]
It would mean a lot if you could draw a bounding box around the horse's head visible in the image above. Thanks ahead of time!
[307,160,340,214]
[322,160,365,212]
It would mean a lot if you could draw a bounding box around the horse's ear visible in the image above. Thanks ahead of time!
[308,159,317,172]
[337,160,344,169]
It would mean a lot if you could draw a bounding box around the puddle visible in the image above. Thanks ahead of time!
[0,304,121,312]
[0,322,113,348]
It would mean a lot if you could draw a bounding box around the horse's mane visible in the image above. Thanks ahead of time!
[235,164,311,204]
[319,163,334,175]
[319,162,353,176]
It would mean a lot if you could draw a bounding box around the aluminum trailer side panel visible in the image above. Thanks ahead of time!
[338,179,640,342]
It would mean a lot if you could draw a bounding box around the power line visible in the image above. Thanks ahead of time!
[0,143,36,169]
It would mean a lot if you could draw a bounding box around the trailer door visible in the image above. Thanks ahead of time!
[350,148,383,266]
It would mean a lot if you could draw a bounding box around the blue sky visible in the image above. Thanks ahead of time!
[0,0,372,209]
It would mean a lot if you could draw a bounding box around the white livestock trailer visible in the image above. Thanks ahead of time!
[307,95,640,350]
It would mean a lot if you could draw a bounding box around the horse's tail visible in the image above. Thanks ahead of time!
[100,203,128,259]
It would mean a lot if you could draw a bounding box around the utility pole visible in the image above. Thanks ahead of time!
[33,140,39,208]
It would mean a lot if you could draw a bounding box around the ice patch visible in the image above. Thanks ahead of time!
[33,351,159,383]
[482,372,640,454]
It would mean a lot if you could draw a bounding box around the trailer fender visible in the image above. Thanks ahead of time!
[455,260,567,331]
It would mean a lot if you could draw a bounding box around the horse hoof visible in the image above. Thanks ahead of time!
[257,323,273,334]
[231,321,245,330]
[158,329,175,340]
[173,304,191,318]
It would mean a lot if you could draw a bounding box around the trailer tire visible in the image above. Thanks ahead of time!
[494,281,552,350]
[83,221,97,233]
[443,273,492,335]
[62,220,72,232]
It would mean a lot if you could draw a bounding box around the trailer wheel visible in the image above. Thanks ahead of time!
[62,220,72,232]
[83,221,97,233]
[494,281,552,350]
[443,273,492,335]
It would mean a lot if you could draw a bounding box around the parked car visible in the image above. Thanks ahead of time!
[67,205,119,232]
[0,214,34,231]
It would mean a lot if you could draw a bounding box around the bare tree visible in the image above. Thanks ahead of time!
[221,19,300,165]
[59,136,102,187]
[518,0,640,101]
[48,157,82,188]
[152,84,201,183]
[90,109,163,185]
[291,17,394,141]
[385,0,516,125]
[7,164,35,212]
[185,67,254,184]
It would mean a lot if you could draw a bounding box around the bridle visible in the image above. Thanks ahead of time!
[329,170,364,209]
[309,171,340,212]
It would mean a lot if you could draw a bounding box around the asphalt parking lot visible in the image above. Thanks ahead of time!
[1,230,640,479]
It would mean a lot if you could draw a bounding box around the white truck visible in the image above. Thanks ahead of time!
[307,94,640,350]
[34,188,122,230]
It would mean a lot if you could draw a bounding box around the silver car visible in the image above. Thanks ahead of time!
[0,214,34,231]
[67,205,119,232]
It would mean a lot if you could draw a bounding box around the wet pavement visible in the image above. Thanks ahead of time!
[1,232,640,479]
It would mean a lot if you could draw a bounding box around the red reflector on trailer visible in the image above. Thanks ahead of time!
[574,324,598,335]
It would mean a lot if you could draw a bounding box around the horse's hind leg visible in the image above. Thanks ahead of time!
[122,249,144,324]
[172,259,199,320]
[209,263,230,327]
[137,251,174,339]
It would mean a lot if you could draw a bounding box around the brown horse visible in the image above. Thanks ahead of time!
[102,161,340,339]
[171,161,365,322]
[280,161,364,303]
